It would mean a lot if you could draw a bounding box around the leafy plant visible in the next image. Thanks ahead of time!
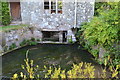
[36,39,41,42]
[76,2,120,70]
[3,46,8,52]
[28,41,37,46]
[9,43,17,50]
[20,39,28,46]
[0,2,2,25]
[31,37,35,41]
[68,36,74,43]
[1,2,11,25]
[44,62,95,78]
[12,56,120,79]
[94,2,108,16]
[20,38,37,47]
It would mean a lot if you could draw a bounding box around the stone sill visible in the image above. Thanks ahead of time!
[39,41,68,44]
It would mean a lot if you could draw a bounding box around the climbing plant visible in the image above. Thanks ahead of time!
[1,2,11,25]
[0,1,2,24]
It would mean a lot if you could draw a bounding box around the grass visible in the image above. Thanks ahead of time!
[0,24,29,31]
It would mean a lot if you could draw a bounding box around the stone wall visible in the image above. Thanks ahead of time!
[20,1,94,40]
[21,1,94,28]
[20,1,75,29]
[0,26,43,55]
[0,26,75,55]
[77,2,94,27]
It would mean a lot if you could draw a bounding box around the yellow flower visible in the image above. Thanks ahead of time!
[13,73,18,79]
[20,72,24,78]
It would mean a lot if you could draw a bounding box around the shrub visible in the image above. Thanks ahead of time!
[76,2,120,69]
[1,2,11,25]
[94,2,108,16]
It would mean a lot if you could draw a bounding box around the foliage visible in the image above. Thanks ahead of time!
[20,39,28,46]
[28,40,37,45]
[76,2,120,70]
[12,51,120,79]
[12,59,39,79]
[94,2,108,16]
[44,62,95,78]
[12,56,120,79]
[1,2,11,25]
[12,57,96,79]
[0,1,2,24]
[68,36,74,44]
[9,43,17,50]
[29,38,37,45]
[36,39,41,42]
[12,51,40,79]
[20,38,37,47]
[3,46,8,52]
[0,24,29,31]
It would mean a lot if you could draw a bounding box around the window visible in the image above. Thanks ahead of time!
[57,0,62,13]
[51,1,56,13]
[44,2,49,9]
[44,0,62,14]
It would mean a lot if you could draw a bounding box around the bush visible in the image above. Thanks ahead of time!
[76,2,120,69]
[94,2,108,16]
[1,2,11,25]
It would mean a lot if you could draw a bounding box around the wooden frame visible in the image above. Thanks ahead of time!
[44,0,62,14]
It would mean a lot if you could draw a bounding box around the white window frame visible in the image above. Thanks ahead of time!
[44,0,62,14]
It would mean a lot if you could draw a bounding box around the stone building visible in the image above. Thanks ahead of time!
[9,0,95,43]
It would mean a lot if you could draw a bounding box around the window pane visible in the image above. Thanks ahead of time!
[44,2,49,9]
[51,2,56,9]
[58,0,62,9]
[51,10,56,13]
[58,10,62,13]
[58,0,62,13]
[51,0,56,13]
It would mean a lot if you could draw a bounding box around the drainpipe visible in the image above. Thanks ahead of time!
[56,0,58,14]
[49,0,51,14]
[74,0,77,28]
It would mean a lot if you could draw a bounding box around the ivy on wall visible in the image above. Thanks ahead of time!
[0,1,2,24]
[1,2,11,25]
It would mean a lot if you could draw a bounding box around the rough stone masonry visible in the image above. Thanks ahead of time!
[20,0,95,42]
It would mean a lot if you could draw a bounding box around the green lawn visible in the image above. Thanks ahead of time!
[0,24,29,31]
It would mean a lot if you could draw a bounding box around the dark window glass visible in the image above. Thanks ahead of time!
[44,2,49,9]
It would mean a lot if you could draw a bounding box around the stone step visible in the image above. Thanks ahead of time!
[10,21,22,25]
